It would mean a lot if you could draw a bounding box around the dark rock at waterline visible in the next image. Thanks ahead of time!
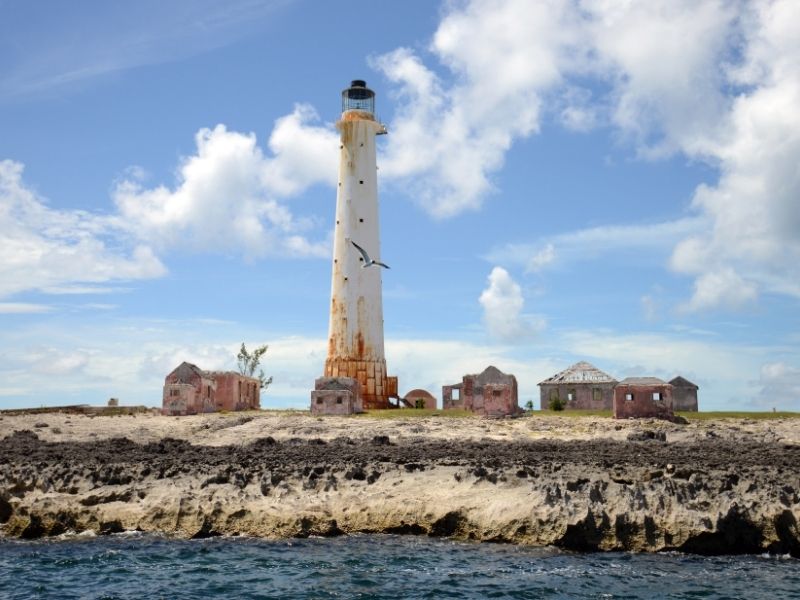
[1,430,799,556]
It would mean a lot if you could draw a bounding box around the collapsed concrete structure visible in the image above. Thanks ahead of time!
[670,376,699,411]
[613,377,674,420]
[443,366,520,417]
[162,362,260,416]
[538,362,618,410]
[311,377,362,416]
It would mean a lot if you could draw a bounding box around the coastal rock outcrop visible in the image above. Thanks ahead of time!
[1,426,799,556]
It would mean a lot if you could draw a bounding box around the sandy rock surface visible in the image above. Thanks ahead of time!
[1,412,798,556]
[2,410,798,446]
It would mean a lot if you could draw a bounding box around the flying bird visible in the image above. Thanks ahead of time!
[351,240,390,269]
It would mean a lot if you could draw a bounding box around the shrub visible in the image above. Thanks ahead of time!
[548,396,566,411]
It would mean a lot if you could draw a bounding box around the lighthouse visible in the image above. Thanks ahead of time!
[323,80,397,409]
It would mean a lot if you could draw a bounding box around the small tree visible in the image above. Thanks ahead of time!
[237,343,273,390]
[524,399,534,412]
[548,396,566,411]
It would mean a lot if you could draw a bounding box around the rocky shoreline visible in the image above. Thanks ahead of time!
[1,413,799,556]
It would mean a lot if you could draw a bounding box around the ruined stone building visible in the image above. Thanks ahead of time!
[538,362,618,410]
[670,376,699,411]
[162,362,260,416]
[402,389,437,409]
[443,366,520,417]
[613,377,674,420]
[311,377,363,416]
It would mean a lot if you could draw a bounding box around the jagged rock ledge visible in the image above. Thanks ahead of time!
[1,430,798,556]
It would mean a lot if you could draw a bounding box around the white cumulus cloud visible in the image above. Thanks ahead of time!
[114,104,336,259]
[0,159,166,300]
[372,0,580,218]
[479,267,544,342]
[387,0,799,311]
[756,362,800,410]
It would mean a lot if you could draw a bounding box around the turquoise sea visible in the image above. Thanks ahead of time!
[0,534,797,599]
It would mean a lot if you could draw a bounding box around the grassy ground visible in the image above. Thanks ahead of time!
[537,409,613,418]
[676,411,800,420]
[358,409,475,419]
[357,409,800,420]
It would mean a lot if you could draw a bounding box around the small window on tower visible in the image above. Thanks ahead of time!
[359,180,364,184]
[625,393,634,402]
[359,218,364,223]
[344,277,348,281]
[336,396,343,404]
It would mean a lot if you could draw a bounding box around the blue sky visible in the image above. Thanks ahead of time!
[1,0,798,410]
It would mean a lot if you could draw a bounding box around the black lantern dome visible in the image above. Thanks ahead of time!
[342,79,375,114]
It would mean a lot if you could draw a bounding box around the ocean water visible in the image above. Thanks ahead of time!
[0,534,797,599]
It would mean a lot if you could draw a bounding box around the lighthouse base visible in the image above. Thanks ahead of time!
[324,358,397,410]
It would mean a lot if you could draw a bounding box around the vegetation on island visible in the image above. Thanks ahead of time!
[236,343,273,390]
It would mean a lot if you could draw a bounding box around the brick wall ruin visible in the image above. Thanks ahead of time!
[613,378,674,420]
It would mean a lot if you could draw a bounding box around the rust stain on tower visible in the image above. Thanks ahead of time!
[317,80,397,411]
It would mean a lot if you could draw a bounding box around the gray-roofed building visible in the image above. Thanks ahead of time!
[538,361,618,410]
[669,376,699,411]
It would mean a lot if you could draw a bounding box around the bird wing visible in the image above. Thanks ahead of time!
[350,240,371,263]
[374,261,390,269]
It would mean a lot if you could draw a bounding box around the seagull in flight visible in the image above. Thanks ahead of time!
[351,240,390,269]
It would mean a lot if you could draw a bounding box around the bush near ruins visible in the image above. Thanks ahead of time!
[548,396,566,411]
[237,343,273,390]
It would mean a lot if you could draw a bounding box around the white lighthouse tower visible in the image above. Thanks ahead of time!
[323,80,397,409]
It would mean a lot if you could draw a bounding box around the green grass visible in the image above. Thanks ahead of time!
[535,409,613,418]
[357,408,475,419]
[676,411,800,420]
[248,408,800,420]
[530,409,800,420]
